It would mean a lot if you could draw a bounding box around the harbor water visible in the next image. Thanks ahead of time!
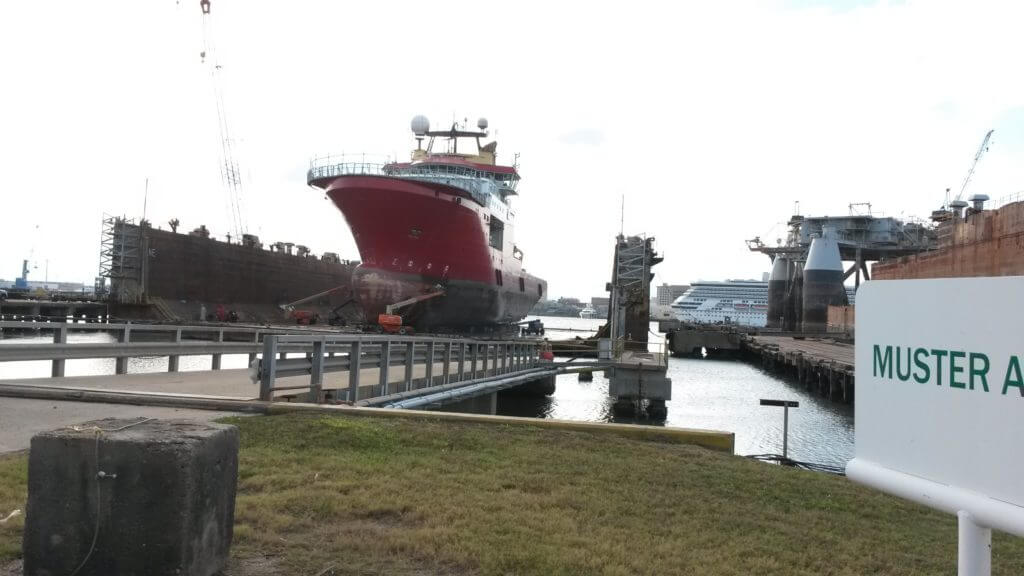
[0,317,854,468]
[506,316,854,468]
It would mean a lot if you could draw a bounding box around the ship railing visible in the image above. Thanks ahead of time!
[306,161,388,184]
[996,191,1024,208]
[254,334,546,404]
[307,154,519,194]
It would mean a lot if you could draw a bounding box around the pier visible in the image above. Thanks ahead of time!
[662,322,855,403]
[742,334,855,403]
[0,299,108,323]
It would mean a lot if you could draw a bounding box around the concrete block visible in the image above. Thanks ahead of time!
[23,418,239,576]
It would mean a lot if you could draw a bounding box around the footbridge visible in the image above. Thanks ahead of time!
[0,321,579,412]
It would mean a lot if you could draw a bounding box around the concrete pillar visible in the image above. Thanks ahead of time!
[23,419,238,576]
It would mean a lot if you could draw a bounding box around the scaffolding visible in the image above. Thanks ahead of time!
[98,215,145,304]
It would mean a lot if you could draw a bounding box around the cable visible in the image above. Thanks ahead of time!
[66,418,153,576]
[745,453,846,476]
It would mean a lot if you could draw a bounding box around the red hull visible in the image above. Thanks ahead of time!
[322,175,545,327]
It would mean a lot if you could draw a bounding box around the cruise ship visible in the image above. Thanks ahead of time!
[670,280,856,327]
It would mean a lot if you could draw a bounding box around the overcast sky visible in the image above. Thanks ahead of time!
[1,0,1022,299]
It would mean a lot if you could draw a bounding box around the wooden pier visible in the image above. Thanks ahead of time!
[741,335,855,403]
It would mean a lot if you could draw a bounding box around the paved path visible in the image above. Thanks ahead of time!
[0,356,525,452]
[0,398,238,453]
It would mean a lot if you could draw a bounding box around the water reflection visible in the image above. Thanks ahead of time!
[505,316,855,468]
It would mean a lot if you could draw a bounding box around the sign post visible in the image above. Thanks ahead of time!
[848,277,1024,576]
[759,399,799,459]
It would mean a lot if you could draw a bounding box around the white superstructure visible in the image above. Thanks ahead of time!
[670,280,856,327]
[579,305,597,319]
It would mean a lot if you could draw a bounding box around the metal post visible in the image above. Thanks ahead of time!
[470,343,478,380]
[248,332,258,366]
[404,341,414,392]
[310,338,325,403]
[115,325,131,375]
[958,511,992,576]
[425,341,435,387]
[783,405,789,459]
[378,340,391,397]
[259,335,278,401]
[168,328,182,372]
[51,327,67,377]
[482,344,489,376]
[348,341,362,403]
[443,341,452,384]
[457,341,466,382]
[500,344,507,373]
[212,330,223,370]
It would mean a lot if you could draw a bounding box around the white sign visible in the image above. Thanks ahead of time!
[848,277,1024,540]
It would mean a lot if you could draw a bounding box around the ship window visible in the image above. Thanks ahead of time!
[489,217,504,250]
[519,277,525,292]
[495,269,503,286]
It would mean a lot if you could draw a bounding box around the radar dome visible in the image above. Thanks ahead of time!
[411,115,430,136]
[477,117,488,131]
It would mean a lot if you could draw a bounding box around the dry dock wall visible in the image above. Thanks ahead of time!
[873,201,1024,280]
[107,222,359,322]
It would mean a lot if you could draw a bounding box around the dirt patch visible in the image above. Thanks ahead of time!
[0,560,19,576]
[220,555,285,575]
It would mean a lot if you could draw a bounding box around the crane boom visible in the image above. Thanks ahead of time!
[954,129,994,204]
[199,0,247,240]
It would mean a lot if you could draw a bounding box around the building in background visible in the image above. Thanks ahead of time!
[656,284,689,306]
[652,283,689,320]
[590,296,609,318]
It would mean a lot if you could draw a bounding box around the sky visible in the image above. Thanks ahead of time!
[1,0,1022,299]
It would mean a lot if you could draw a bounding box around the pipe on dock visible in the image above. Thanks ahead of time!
[801,226,847,332]
[383,369,559,409]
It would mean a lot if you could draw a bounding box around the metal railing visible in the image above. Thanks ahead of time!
[0,321,342,377]
[608,337,670,369]
[255,334,542,404]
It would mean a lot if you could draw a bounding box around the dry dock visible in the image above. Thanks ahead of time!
[742,334,855,403]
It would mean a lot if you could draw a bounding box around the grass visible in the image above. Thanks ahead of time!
[1,413,1023,575]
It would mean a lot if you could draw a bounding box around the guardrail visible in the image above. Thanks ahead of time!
[0,320,351,377]
[255,334,542,404]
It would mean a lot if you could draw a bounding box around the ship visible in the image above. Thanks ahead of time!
[308,116,547,329]
[579,305,597,319]
[671,279,856,327]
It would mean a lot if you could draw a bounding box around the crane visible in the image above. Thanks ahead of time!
[199,0,247,240]
[947,129,994,209]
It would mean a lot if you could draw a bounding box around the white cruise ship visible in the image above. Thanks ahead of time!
[670,280,856,327]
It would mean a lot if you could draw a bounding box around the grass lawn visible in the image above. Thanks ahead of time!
[1,413,1023,575]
